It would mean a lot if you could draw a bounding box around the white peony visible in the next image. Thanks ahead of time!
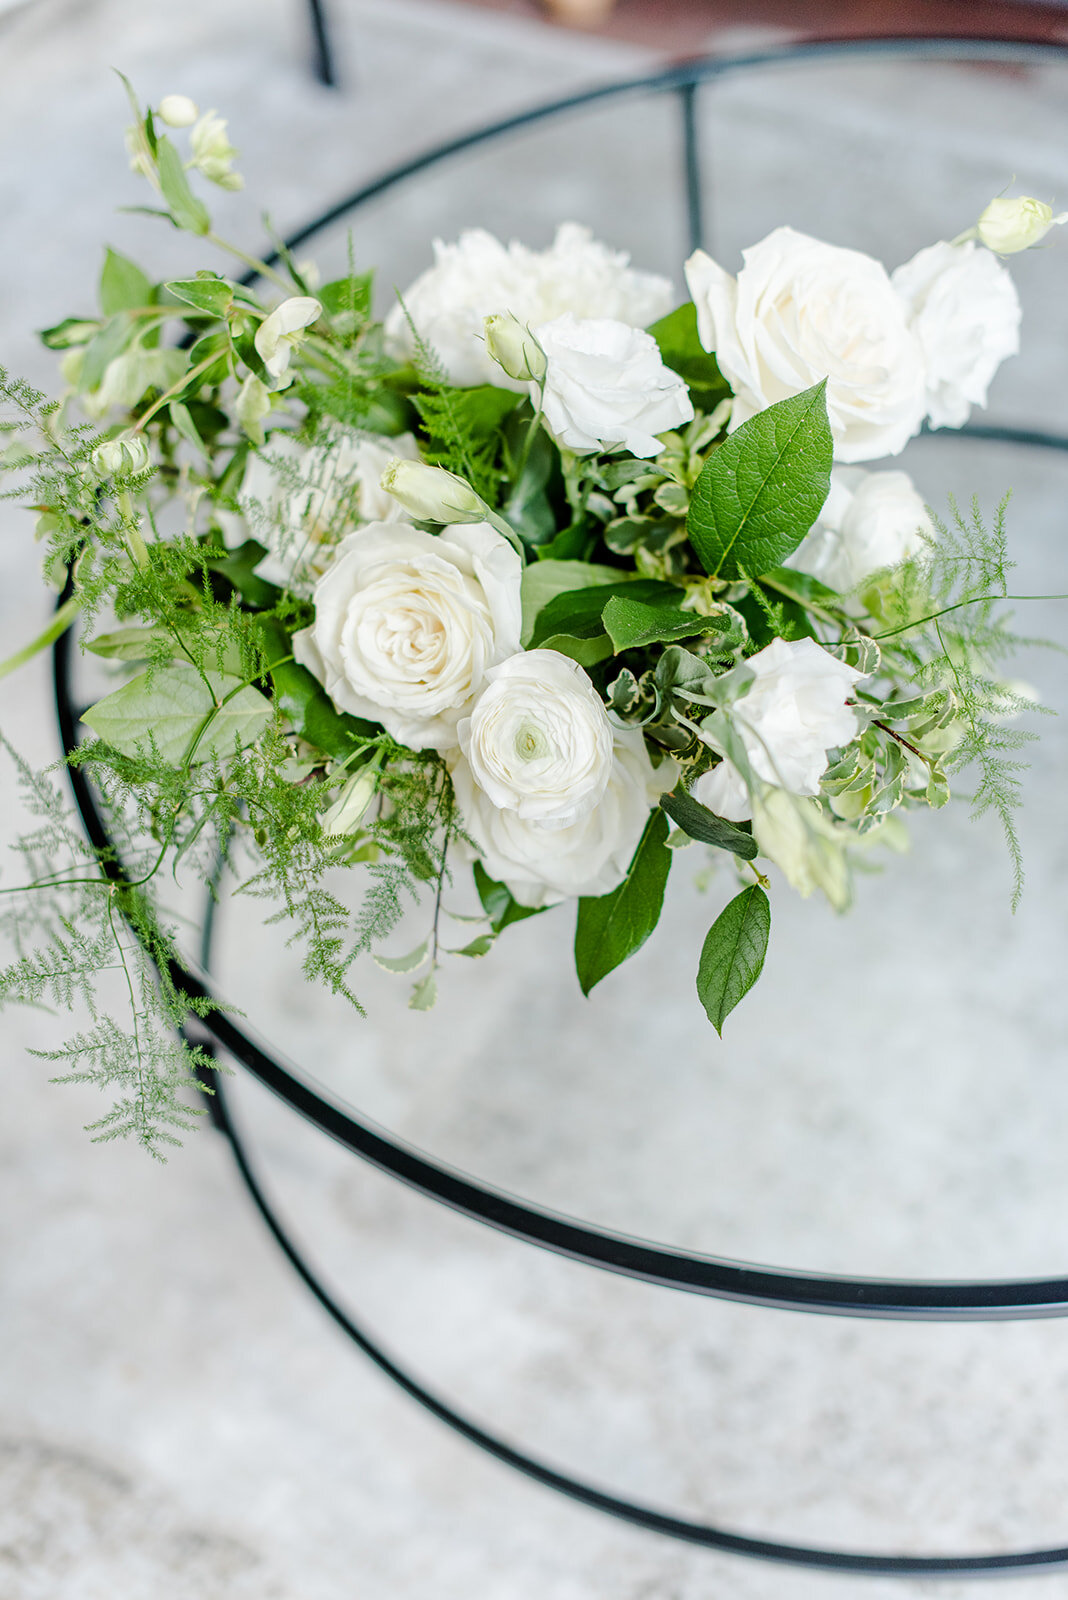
[891,240,1020,429]
[237,430,419,594]
[693,637,865,822]
[452,728,674,907]
[457,650,614,826]
[534,314,694,457]
[293,520,522,753]
[685,227,927,463]
[787,466,933,592]
[385,224,674,389]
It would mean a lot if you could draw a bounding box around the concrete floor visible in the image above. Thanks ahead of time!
[4,3,1068,1597]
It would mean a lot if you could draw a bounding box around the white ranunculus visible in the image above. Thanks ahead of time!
[891,240,1020,429]
[293,520,522,753]
[453,729,675,907]
[685,227,927,463]
[457,650,614,826]
[385,223,674,389]
[787,466,933,592]
[533,314,694,458]
[238,430,420,594]
[977,196,1067,256]
[693,637,865,822]
[254,296,321,380]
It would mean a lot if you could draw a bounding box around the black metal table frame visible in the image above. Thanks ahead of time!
[53,35,1068,1577]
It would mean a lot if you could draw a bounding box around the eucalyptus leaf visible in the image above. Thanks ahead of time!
[574,808,671,995]
[687,382,833,580]
[660,789,758,859]
[696,885,771,1035]
[81,665,272,768]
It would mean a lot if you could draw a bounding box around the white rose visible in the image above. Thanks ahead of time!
[533,314,694,458]
[693,637,865,822]
[685,227,927,463]
[453,729,675,907]
[787,466,933,592]
[457,650,614,826]
[891,240,1020,429]
[293,520,522,753]
[237,430,420,594]
[385,223,674,389]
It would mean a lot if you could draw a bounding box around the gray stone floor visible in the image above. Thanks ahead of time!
[5,2,1068,1596]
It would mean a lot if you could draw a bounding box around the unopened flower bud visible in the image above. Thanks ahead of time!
[189,110,243,191]
[483,313,546,383]
[253,296,321,380]
[977,195,1067,255]
[91,434,152,478]
[322,767,378,836]
[380,459,483,523]
[158,94,199,128]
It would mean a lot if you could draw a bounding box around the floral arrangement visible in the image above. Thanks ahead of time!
[0,85,1061,1155]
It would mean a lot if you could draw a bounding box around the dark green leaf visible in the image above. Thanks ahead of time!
[696,885,771,1035]
[529,579,675,651]
[156,135,211,235]
[648,301,731,411]
[760,565,841,608]
[259,617,379,761]
[472,860,544,933]
[660,790,758,859]
[686,381,833,581]
[99,248,153,315]
[602,594,736,653]
[203,539,279,609]
[574,808,671,995]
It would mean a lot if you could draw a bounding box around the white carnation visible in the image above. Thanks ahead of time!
[891,239,1020,429]
[293,520,522,753]
[534,314,694,458]
[457,650,614,826]
[238,430,419,595]
[685,227,927,463]
[788,466,933,592]
[453,728,674,907]
[385,223,674,389]
[693,637,865,822]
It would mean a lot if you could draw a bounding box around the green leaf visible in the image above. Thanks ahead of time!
[259,618,380,762]
[472,860,543,933]
[574,808,671,995]
[686,381,833,581]
[203,539,279,609]
[660,789,758,859]
[39,317,100,350]
[696,885,771,1035]
[529,580,674,652]
[80,313,138,392]
[99,248,153,315]
[520,559,627,645]
[408,973,438,1011]
[374,939,430,974]
[760,565,840,609]
[168,401,204,454]
[602,594,736,653]
[648,302,731,411]
[0,594,82,684]
[318,272,374,324]
[156,135,211,235]
[81,665,272,768]
[86,626,177,661]
[164,274,233,316]
[447,934,496,958]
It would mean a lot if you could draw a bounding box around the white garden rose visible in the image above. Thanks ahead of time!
[236,429,420,594]
[292,520,522,753]
[685,227,927,463]
[385,223,674,389]
[693,637,865,822]
[891,240,1020,429]
[452,728,674,907]
[457,649,614,826]
[787,466,933,592]
[534,314,694,457]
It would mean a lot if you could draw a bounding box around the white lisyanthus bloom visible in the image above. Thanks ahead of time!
[891,240,1020,429]
[685,227,927,463]
[458,650,615,826]
[452,729,675,907]
[385,223,674,389]
[293,520,522,753]
[693,637,865,822]
[254,297,322,380]
[188,110,243,190]
[533,314,694,458]
[977,196,1067,255]
[237,429,420,594]
[158,94,199,128]
[787,466,933,592]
